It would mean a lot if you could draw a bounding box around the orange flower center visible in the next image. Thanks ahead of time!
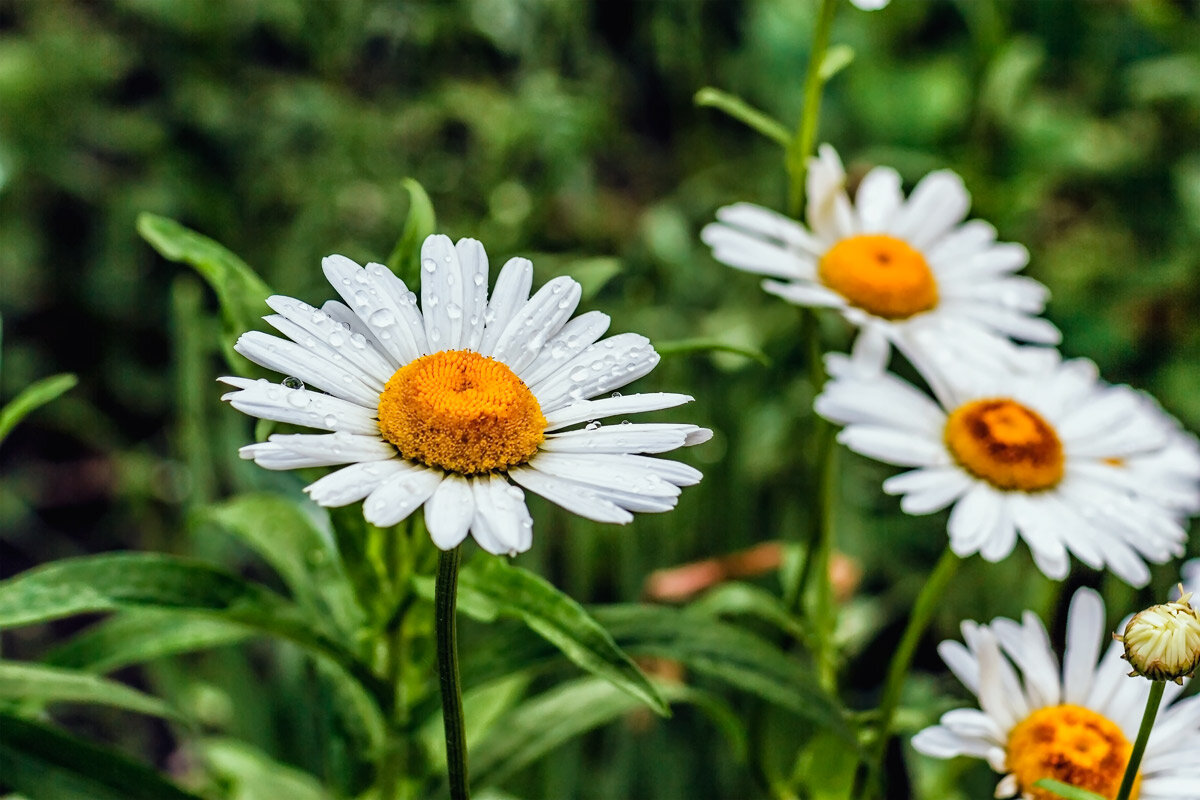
[817,234,939,319]
[1006,705,1139,800]
[944,398,1064,491]
[377,350,546,475]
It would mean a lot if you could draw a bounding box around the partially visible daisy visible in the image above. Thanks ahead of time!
[912,588,1200,800]
[850,0,890,9]
[701,145,1059,371]
[814,350,1200,586]
[221,235,710,556]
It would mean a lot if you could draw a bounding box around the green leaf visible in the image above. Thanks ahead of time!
[593,605,850,739]
[386,177,437,286]
[196,493,365,638]
[199,738,334,800]
[136,213,272,367]
[694,86,791,146]
[0,661,180,720]
[45,609,254,673]
[688,581,807,641]
[655,337,770,366]
[1033,779,1107,800]
[0,553,389,709]
[559,257,622,301]
[819,45,855,81]
[455,557,668,717]
[0,712,203,800]
[0,373,77,445]
[464,678,744,790]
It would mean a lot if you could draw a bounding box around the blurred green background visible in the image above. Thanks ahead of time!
[2,1,1199,798]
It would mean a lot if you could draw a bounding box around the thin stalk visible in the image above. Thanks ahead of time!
[1115,681,1165,800]
[786,0,839,218]
[857,548,960,798]
[436,546,469,800]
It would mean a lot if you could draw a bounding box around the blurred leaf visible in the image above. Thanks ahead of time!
[45,610,253,673]
[694,86,790,146]
[790,730,857,800]
[199,738,333,800]
[386,177,437,287]
[0,661,180,721]
[656,337,770,366]
[689,581,807,641]
[0,373,77,445]
[455,557,668,717]
[1033,779,1106,800]
[0,713,202,800]
[136,213,271,368]
[0,553,389,709]
[819,45,855,81]
[197,493,365,639]
[561,257,622,301]
[463,678,745,790]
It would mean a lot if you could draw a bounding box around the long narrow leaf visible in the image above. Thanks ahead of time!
[386,177,437,286]
[0,712,203,800]
[0,661,180,720]
[45,610,254,673]
[454,557,668,716]
[0,553,390,708]
[0,372,77,445]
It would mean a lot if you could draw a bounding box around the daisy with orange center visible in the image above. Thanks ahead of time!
[220,234,710,555]
[701,144,1059,370]
[814,350,1200,586]
[913,588,1199,800]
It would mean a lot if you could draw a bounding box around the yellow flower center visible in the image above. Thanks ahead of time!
[1006,705,1139,800]
[817,234,939,319]
[377,350,546,475]
[944,398,1064,491]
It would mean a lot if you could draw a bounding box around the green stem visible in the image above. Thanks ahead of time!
[436,546,469,800]
[786,0,839,218]
[858,548,960,798]
[1115,681,1165,800]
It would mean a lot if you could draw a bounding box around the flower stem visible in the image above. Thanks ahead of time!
[858,547,959,798]
[786,0,839,218]
[1115,680,1165,800]
[436,545,469,800]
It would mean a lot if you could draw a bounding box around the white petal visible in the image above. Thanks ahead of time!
[362,466,443,527]
[508,466,633,524]
[711,202,823,255]
[305,460,411,506]
[533,333,660,412]
[528,451,682,497]
[761,280,846,308]
[541,423,706,455]
[239,432,395,470]
[854,166,903,232]
[1061,588,1104,706]
[479,257,533,356]
[702,224,814,279]
[836,425,949,467]
[470,474,533,555]
[322,255,428,364]
[234,331,379,405]
[220,376,380,436]
[420,234,465,351]
[518,310,611,386]
[543,392,693,431]
[264,295,395,385]
[424,473,475,550]
[491,276,582,374]
[947,484,1004,556]
[887,170,970,250]
[457,238,491,351]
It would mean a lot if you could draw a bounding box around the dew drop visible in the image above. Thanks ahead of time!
[323,414,338,427]
[611,391,622,398]
[443,253,453,263]
[446,303,463,320]
[422,258,437,273]
[473,273,485,286]
[352,290,370,307]
[585,421,601,431]
[620,420,632,425]
[569,367,589,382]
[286,390,309,408]
[430,328,442,343]
[311,310,327,324]
[369,308,396,328]
[327,330,346,347]
[282,376,305,390]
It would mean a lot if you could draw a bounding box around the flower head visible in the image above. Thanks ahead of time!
[701,145,1058,371]
[913,588,1200,799]
[1117,589,1200,683]
[815,350,1200,586]
[221,235,710,555]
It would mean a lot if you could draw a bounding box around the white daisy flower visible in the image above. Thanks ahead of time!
[814,350,1200,586]
[912,588,1200,800]
[700,145,1059,371]
[221,235,711,556]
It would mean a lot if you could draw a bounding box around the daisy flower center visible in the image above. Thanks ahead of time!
[817,234,939,319]
[1006,704,1139,800]
[377,350,546,475]
[944,398,1064,491]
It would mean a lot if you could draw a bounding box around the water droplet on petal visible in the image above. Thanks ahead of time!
[585,421,601,431]
[282,376,305,390]
[473,273,485,286]
[369,308,396,327]
[286,389,309,408]
[446,303,463,320]
[611,391,622,398]
[311,310,327,324]
[323,414,338,427]
[327,330,346,347]
[422,258,437,273]
[569,367,589,382]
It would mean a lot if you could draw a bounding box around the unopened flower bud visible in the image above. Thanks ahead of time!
[1115,586,1200,683]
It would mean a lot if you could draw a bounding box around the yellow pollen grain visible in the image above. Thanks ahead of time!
[377,350,546,475]
[1006,705,1139,800]
[817,234,939,320]
[944,398,1065,491]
